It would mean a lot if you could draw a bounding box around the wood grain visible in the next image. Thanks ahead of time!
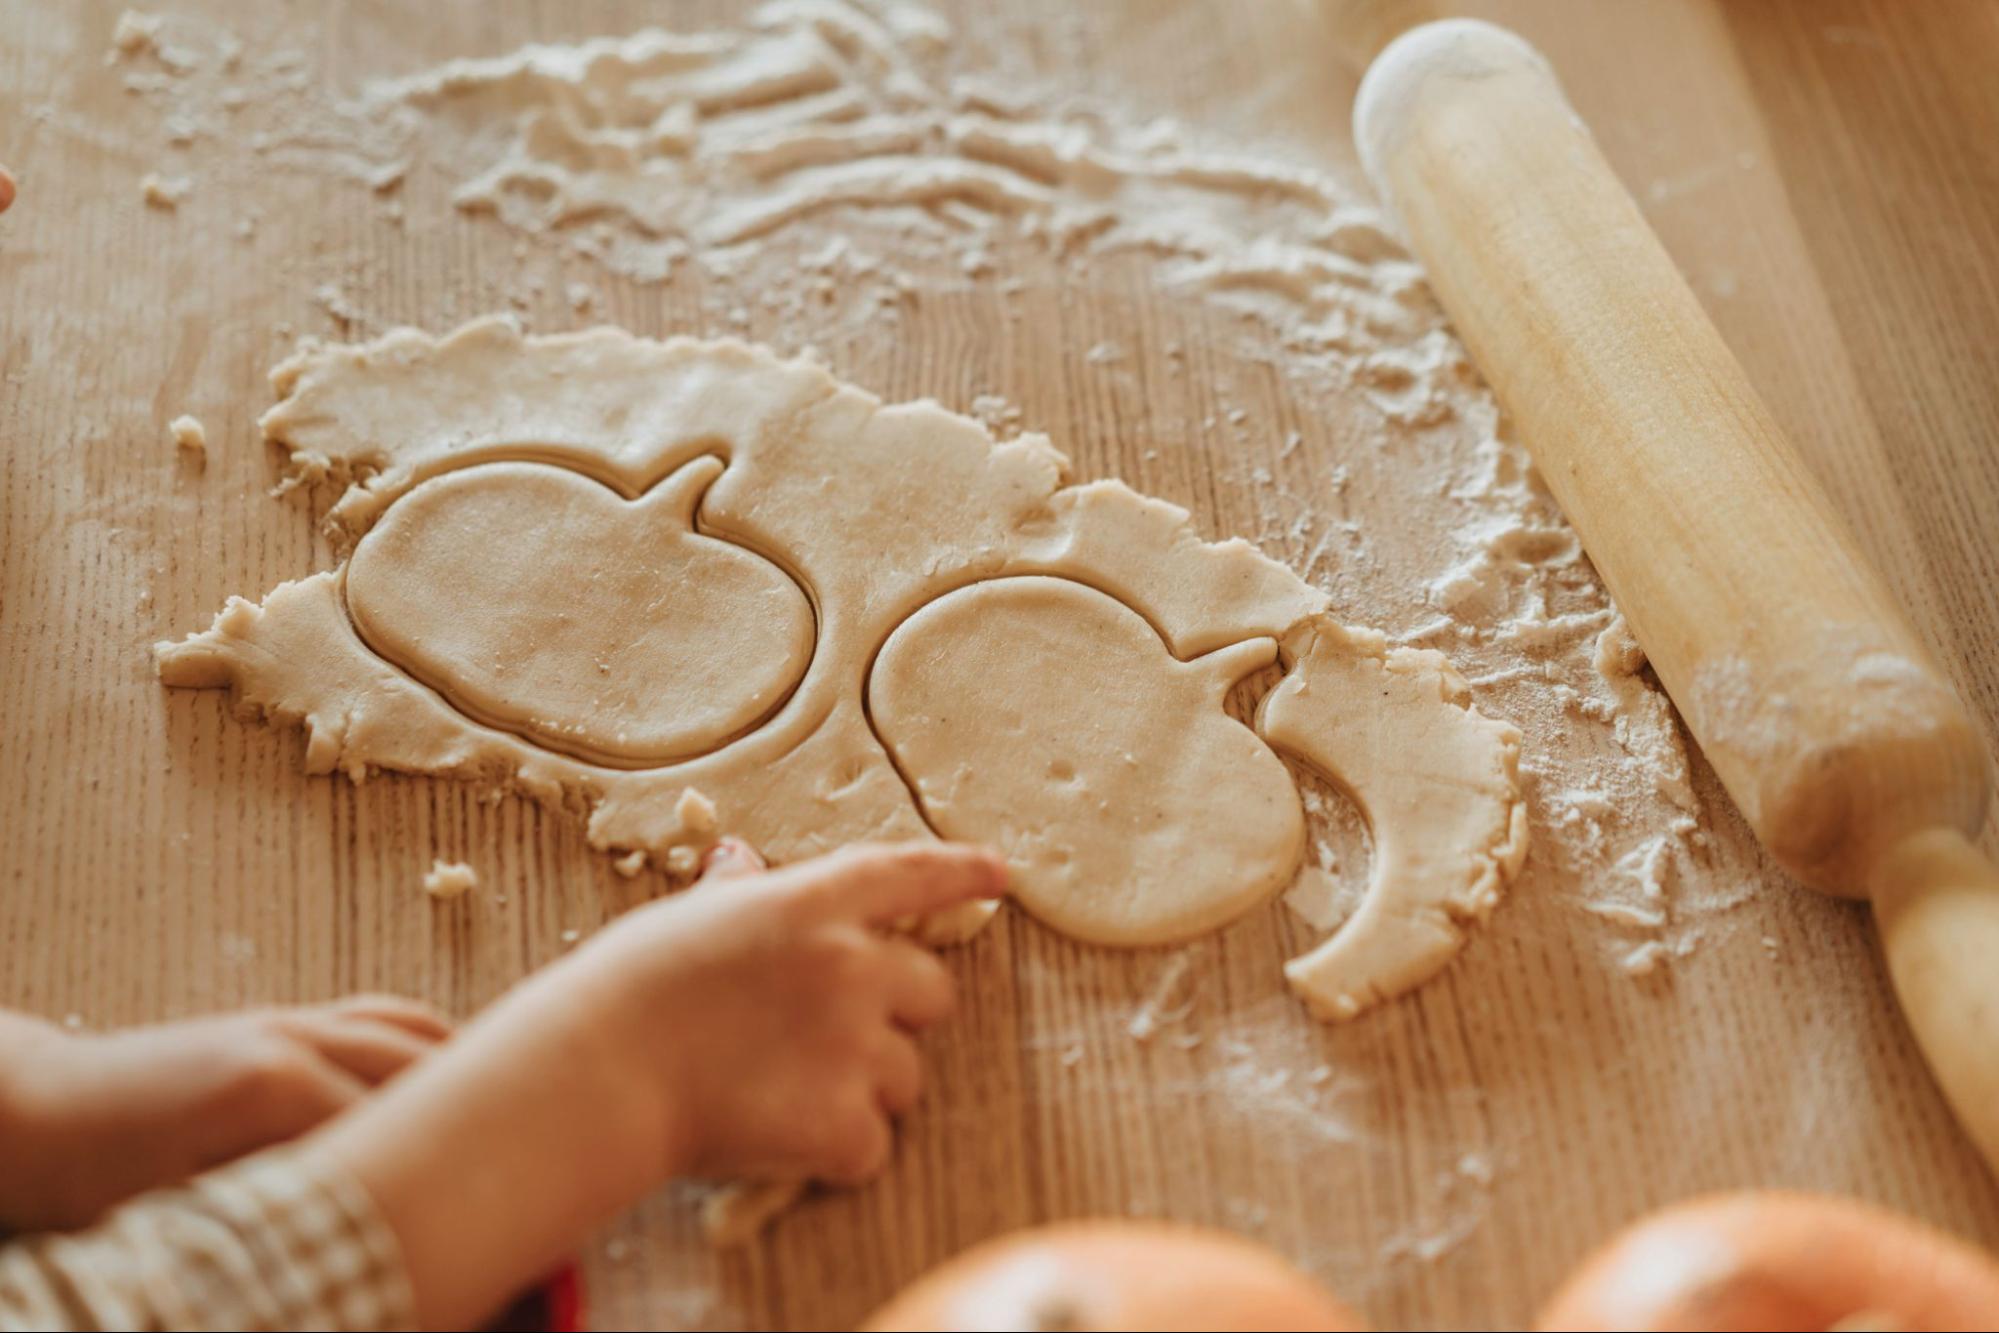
[3,2,1997,1330]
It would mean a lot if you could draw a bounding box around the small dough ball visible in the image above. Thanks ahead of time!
[170,414,207,460]
[422,859,479,899]
[140,172,189,209]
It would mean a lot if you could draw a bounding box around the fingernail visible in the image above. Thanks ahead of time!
[703,837,763,875]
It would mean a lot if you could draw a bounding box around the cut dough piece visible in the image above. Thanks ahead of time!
[344,457,813,767]
[1257,617,1529,1020]
[870,577,1301,945]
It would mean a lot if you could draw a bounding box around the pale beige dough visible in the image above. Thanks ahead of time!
[870,576,1300,946]
[1258,620,1528,1020]
[154,316,1527,1013]
[345,457,813,766]
[169,413,207,458]
[422,859,479,899]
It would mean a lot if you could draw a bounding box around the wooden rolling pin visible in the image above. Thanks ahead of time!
[1329,10,1999,1167]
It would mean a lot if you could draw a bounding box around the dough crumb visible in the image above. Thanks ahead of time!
[663,844,702,878]
[169,413,207,459]
[969,393,1023,439]
[673,786,718,838]
[140,172,190,209]
[1619,939,1671,976]
[422,859,479,899]
[314,281,361,330]
[613,848,647,878]
[110,10,160,57]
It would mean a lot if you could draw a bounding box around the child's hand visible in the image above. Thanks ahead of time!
[0,995,449,1232]
[587,839,1003,1184]
[304,838,1007,1331]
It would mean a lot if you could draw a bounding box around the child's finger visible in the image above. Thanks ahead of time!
[328,993,453,1041]
[878,937,955,1029]
[231,1049,370,1151]
[699,836,767,882]
[870,1030,923,1115]
[798,842,1008,923]
[274,1013,438,1086]
[817,1095,894,1186]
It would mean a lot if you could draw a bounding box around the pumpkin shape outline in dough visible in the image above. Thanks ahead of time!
[344,455,815,768]
[868,575,1304,946]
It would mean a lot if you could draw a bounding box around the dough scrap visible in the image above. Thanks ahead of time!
[140,172,189,209]
[169,413,207,458]
[422,859,479,899]
[1257,618,1529,1020]
[870,576,1300,946]
[155,316,1527,1011]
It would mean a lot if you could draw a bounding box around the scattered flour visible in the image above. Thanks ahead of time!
[1282,864,1350,934]
[1126,952,1196,1042]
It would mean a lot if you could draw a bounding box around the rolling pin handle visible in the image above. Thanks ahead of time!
[1871,830,1999,1168]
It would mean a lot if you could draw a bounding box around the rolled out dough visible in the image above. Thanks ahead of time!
[154,316,1527,1016]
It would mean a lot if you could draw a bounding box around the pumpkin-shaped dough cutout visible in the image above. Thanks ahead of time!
[345,456,814,767]
[868,575,1303,945]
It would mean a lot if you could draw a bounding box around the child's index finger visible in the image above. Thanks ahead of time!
[804,842,1009,924]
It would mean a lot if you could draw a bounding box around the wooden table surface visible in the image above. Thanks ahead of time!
[4,1,1997,1328]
